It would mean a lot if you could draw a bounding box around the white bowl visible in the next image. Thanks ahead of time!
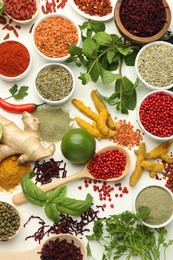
[32,13,81,62]
[134,184,173,228]
[137,90,173,141]
[5,0,40,24]
[135,41,173,90]
[0,201,22,241]
[0,40,32,82]
[34,63,75,105]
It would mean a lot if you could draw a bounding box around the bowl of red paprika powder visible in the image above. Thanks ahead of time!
[0,40,32,82]
[114,0,171,44]
[32,13,81,62]
[137,90,173,141]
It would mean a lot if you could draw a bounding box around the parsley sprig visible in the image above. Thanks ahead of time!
[5,84,29,100]
[67,20,141,114]
[87,208,173,260]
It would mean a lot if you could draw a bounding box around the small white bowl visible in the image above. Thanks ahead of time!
[0,201,22,241]
[134,184,173,228]
[135,41,173,90]
[5,0,40,24]
[0,40,32,82]
[32,13,81,62]
[137,90,173,141]
[34,63,75,105]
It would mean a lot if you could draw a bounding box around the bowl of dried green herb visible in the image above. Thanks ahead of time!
[137,90,173,141]
[0,201,22,241]
[134,184,173,228]
[34,63,75,105]
[114,0,171,44]
[135,41,173,90]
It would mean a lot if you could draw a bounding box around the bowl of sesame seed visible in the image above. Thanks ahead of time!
[32,13,81,62]
[135,41,173,90]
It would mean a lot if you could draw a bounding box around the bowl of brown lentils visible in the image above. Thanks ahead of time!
[34,63,75,105]
[0,201,21,241]
[135,41,173,90]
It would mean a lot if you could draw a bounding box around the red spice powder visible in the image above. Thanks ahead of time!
[120,0,166,37]
[111,119,143,150]
[0,41,30,77]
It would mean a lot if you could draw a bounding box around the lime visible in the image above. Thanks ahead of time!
[61,128,96,165]
[0,123,2,140]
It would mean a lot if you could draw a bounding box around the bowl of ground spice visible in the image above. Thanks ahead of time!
[134,184,173,228]
[114,0,171,44]
[3,0,40,24]
[0,201,22,241]
[32,13,81,62]
[135,41,173,90]
[34,63,75,105]
[137,90,173,141]
[0,40,32,82]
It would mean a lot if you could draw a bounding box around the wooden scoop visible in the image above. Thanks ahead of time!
[0,233,87,260]
[12,145,131,205]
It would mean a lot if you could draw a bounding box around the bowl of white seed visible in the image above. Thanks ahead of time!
[135,41,173,90]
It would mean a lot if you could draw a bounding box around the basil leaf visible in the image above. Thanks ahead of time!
[82,38,98,58]
[100,67,121,85]
[56,194,93,216]
[47,186,67,203]
[93,32,112,45]
[21,173,47,207]
[45,202,60,223]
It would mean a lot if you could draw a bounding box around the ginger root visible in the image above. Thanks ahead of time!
[145,141,173,163]
[130,142,146,186]
[0,112,55,164]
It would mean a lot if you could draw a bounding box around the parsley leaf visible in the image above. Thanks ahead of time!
[7,84,29,100]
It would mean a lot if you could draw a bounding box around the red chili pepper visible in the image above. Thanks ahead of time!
[0,98,44,114]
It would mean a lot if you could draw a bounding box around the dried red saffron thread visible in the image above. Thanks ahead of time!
[120,0,166,37]
[24,207,101,243]
[33,158,67,185]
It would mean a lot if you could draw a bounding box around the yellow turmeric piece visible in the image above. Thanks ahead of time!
[130,142,146,186]
[0,155,32,191]
[72,99,98,122]
[76,117,116,140]
[145,141,173,163]
[141,161,164,173]
[97,109,109,136]
[91,90,115,129]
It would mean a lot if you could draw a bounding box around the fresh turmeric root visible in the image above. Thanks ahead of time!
[141,161,164,177]
[72,99,99,122]
[145,141,173,163]
[130,142,146,186]
[91,90,115,130]
[97,109,109,136]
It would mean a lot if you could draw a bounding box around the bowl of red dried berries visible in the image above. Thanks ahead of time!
[0,201,22,241]
[135,41,173,90]
[32,13,81,62]
[0,40,32,82]
[4,0,40,24]
[114,0,171,44]
[137,90,173,141]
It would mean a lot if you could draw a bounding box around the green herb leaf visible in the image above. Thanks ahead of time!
[44,202,60,223]
[8,84,29,100]
[116,45,133,56]
[82,38,98,58]
[21,173,47,207]
[68,44,82,56]
[56,193,93,216]
[47,186,67,204]
[87,219,103,241]
[88,60,100,82]
[100,67,121,85]
[93,32,112,45]
[79,72,92,85]
[90,20,105,32]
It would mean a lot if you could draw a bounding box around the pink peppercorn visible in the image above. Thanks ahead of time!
[87,149,126,180]
[139,91,173,138]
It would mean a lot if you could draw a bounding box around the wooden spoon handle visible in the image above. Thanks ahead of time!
[12,170,87,205]
[0,250,39,260]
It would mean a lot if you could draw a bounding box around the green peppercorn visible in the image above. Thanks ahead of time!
[0,201,21,240]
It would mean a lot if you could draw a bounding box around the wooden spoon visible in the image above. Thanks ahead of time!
[0,233,87,260]
[12,145,131,205]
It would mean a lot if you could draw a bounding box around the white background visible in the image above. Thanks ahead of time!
[0,0,173,259]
